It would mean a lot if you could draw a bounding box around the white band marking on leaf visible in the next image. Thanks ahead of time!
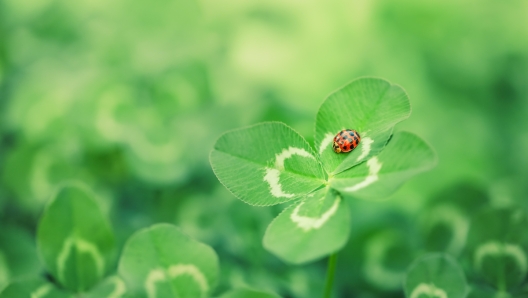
[427,205,469,254]
[145,264,208,298]
[343,157,382,192]
[356,137,373,161]
[108,276,127,298]
[168,264,208,295]
[409,283,447,298]
[290,197,340,231]
[319,133,335,155]
[263,147,315,198]
[363,233,402,290]
[264,168,295,198]
[57,236,104,285]
[474,241,527,273]
[145,268,165,298]
[274,147,315,170]
[30,284,52,298]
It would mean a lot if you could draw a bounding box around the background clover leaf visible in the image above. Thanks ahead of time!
[36,182,115,292]
[217,288,281,298]
[404,253,468,298]
[316,78,411,174]
[467,285,526,298]
[465,207,528,291]
[330,131,437,200]
[263,187,350,264]
[210,122,326,206]
[0,278,73,298]
[118,223,219,298]
[84,276,127,298]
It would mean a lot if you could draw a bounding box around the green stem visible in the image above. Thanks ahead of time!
[323,253,338,298]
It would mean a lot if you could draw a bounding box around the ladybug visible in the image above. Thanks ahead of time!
[332,129,361,153]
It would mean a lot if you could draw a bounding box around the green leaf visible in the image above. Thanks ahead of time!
[36,182,115,292]
[217,288,281,298]
[0,253,7,293]
[466,207,528,290]
[330,131,436,200]
[263,187,350,264]
[404,253,468,298]
[85,276,127,298]
[420,184,490,256]
[315,77,410,174]
[0,225,42,282]
[467,285,515,298]
[0,278,73,298]
[210,122,325,206]
[362,228,416,291]
[118,224,219,298]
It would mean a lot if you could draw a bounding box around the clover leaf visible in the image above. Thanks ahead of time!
[84,276,127,298]
[404,253,467,298]
[37,182,116,292]
[118,223,219,298]
[210,77,436,263]
[211,122,326,206]
[0,278,73,298]
[466,207,528,291]
[263,187,349,264]
[217,288,281,298]
[316,78,410,174]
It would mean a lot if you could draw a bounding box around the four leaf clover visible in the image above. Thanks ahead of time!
[210,77,437,263]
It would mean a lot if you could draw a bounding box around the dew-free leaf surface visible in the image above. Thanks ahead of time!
[36,182,115,292]
[210,78,436,264]
[404,253,467,298]
[466,285,522,298]
[118,224,218,298]
[211,122,325,206]
[0,278,73,298]
[331,131,436,200]
[466,208,528,290]
[85,275,127,298]
[263,187,349,264]
[217,288,281,298]
[315,78,410,174]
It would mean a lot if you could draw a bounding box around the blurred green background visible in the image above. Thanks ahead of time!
[1,0,527,297]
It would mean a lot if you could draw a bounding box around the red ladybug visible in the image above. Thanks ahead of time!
[333,129,361,153]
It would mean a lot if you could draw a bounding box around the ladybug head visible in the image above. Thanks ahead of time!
[332,141,341,153]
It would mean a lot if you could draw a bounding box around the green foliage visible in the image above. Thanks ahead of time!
[36,182,115,292]
[118,223,219,298]
[404,253,467,298]
[211,77,436,263]
[465,207,528,291]
[1,0,528,296]
[1,182,275,298]
[315,78,410,174]
[217,288,281,298]
[467,286,518,298]
[263,187,349,263]
[211,122,326,206]
[419,184,490,256]
[0,278,73,298]
[84,276,127,298]
[0,226,41,289]
[331,131,436,200]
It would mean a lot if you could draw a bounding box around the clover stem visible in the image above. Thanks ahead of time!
[323,252,338,298]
